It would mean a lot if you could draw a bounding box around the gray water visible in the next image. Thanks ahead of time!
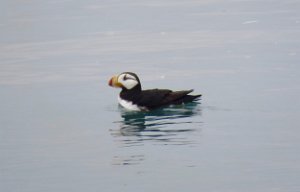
[1,0,300,192]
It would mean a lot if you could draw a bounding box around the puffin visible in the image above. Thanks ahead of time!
[108,72,201,111]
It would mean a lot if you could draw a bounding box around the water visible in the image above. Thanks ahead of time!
[1,0,300,191]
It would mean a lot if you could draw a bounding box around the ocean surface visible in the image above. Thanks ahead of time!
[1,0,300,192]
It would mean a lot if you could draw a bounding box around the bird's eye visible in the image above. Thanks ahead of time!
[122,74,136,81]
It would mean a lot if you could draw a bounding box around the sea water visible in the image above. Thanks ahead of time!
[1,0,300,191]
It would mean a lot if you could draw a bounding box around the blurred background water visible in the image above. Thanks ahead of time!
[1,0,300,191]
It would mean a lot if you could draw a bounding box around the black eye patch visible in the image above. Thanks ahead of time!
[123,74,135,81]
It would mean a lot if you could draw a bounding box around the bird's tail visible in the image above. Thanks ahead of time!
[172,94,201,105]
[183,94,202,103]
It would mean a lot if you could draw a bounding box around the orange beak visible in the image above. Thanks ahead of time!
[108,75,123,88]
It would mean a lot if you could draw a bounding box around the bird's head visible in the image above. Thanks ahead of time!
[108,72,141,90]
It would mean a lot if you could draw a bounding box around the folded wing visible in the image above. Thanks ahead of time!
[136,89,201,109]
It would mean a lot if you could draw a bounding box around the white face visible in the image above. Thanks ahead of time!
[117,73,139,90]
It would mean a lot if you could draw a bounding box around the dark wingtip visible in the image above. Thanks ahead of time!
[193,94,202,100]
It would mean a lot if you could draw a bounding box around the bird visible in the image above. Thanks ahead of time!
[108,72,201,111]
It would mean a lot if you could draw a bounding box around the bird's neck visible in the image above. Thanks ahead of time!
[120,86,141,101]
[122,84,141,92]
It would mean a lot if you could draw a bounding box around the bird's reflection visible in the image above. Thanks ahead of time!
[111,102,202,146]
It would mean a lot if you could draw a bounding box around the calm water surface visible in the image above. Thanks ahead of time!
[1,0,300,192]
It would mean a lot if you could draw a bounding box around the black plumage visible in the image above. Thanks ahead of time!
[109,72,201,111]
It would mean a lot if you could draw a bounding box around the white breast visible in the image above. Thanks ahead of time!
[118,96,141,111]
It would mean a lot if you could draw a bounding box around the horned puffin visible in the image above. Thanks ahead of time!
[108,72,201,111]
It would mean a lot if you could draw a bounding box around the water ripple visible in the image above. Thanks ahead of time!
[110,102,202,146]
